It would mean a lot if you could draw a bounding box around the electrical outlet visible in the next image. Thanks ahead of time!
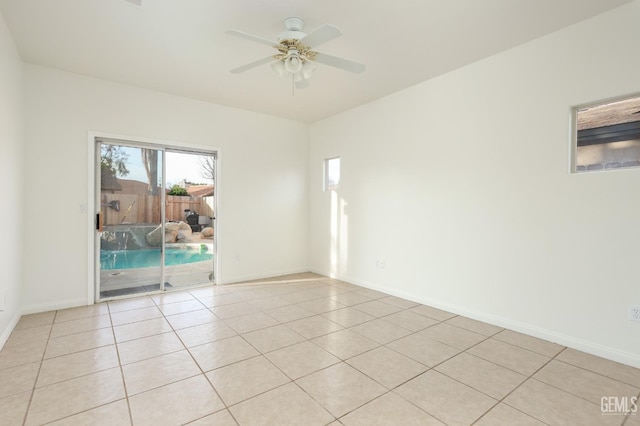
[630,305,640,322]
[375,259,386,269]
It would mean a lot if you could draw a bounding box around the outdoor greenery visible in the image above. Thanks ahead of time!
[168,185,189,196]
[101,145,130,177]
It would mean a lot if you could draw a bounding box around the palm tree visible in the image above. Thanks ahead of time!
[141,149,159,194]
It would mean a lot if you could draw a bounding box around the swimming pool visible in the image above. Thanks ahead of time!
[100,246,213,270]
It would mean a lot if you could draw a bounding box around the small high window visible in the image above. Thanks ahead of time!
[574,94,640,172]
[324,157,340,191]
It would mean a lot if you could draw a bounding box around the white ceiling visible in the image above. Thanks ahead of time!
[0,0,633,123]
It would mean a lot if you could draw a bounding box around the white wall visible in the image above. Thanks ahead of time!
[310,1,640,367]
[23,65,308,312]
[0,10,23,346]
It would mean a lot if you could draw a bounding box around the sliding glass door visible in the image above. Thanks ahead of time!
[163,150,216,288]
[96,138,216,300]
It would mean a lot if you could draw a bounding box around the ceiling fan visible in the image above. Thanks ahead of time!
[227,17,366,89]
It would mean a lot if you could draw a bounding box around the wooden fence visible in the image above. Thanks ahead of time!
[101,194,214,225]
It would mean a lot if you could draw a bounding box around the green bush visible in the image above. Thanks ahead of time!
[168,185,189,196]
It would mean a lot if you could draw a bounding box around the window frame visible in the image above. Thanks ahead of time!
[323,156,341,191]
[572,93,640,173]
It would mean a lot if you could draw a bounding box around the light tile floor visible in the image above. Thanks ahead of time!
[1,275,639,425]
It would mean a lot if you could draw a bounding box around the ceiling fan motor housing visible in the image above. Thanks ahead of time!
[278,17,306,42]
[284,17,304,31]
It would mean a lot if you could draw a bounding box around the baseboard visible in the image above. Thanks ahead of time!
[0,310,22,351]
[219,267,310,285]
[21,298,89,315]
[315,270,640,369]
[411,294,640,369]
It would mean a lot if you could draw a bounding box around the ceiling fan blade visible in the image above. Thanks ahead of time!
[230,56,275,74]
[314,52,366,74]
[226,30,277,48]
[124,0,142,5]
[300,24,342,48]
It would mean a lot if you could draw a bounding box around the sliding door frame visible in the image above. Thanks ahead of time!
[87,131,220,304]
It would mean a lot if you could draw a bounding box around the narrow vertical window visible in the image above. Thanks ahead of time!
[324,157,340,191]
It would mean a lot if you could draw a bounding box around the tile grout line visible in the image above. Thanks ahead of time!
[10,284,374,425]
[384,328,499,425]
[471,346,568,425]
[241,287,455,423]
[323,313,475,423]
[191,282,417,423]
[29,308,133,424]
[12,311,85,421]
[621,389,640,425]
[8,276,639,425]
[151,293,233,424]
[10,305,208,424]
[191,290,340,423]
[534,346,639,406]
[20,310,59,426]
[245,289,448,423]
[356,319,558,425]
[11,308,127,425]
[550,356,640,390]
[1,284,476,422]
[8,281,309,424]
[106,298,137,426]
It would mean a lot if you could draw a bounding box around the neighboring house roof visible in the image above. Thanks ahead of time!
[187,185,214,197]
[578,97,640,130]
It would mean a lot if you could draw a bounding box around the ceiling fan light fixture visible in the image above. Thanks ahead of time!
[270,60,285,77]
[284,53,303,73]
[227,17,366,87]
[302,60,315,79]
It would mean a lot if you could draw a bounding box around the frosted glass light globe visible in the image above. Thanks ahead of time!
[285,54,302,73]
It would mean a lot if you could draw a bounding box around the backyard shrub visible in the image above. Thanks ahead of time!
[168,185,189,196]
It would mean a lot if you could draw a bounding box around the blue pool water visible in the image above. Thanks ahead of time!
[101,247,213,270]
